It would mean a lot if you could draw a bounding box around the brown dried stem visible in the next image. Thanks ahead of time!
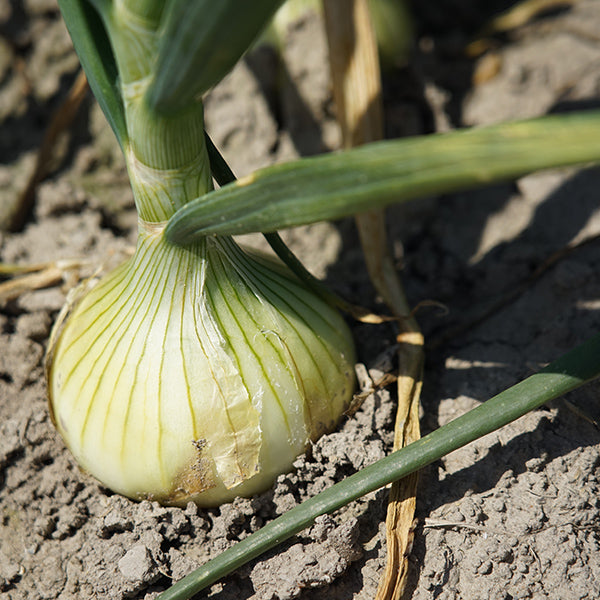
[6,69,88,232]
[323,2,423,598]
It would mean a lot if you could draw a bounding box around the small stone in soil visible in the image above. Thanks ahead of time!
[117,545,158,583]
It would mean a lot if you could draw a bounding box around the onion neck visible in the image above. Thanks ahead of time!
[107,0,214,222]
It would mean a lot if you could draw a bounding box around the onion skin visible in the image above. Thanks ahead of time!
[46,226,355,506]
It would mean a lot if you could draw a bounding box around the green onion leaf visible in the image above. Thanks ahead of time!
[166,111,600,242]
[147,0,285,114]
[156,331,600,599]
[58,0,128,149]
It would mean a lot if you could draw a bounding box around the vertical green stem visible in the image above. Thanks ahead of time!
[106,0,213,222]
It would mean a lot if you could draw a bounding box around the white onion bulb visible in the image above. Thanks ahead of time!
[46,224,355,506]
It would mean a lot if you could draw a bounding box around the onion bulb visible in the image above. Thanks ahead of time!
[46,224,355,506]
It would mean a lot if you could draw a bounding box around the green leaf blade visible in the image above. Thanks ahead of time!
[59,0,128,149]
[166,111,600,243]
[157,332,600,600]
[147,0,285,114]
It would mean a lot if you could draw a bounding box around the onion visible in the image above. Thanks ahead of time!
[46,224,355,506]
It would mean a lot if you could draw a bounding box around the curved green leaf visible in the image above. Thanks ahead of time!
[166,111,600,242]
[157,332,600,600]
[147,0,285,114]
[204,132,351,311]
[59,0,127,149]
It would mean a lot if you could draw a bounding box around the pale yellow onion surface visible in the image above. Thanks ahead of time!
[46,224,355,506]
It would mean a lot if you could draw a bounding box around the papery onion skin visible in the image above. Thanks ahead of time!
[46,227,355,506]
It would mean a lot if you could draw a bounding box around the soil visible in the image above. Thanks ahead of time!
[1,1,600,599]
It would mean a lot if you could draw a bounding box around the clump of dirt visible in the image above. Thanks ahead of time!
[1,2,600,599]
